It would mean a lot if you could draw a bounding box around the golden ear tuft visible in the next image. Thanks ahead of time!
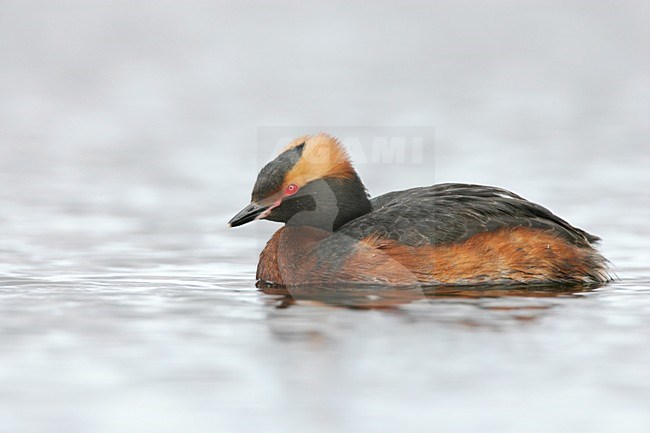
[282,133,356,187]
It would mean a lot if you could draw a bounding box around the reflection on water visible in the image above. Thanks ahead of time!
[259,282,599,311]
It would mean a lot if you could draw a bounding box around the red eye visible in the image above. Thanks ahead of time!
[285,184,299,195]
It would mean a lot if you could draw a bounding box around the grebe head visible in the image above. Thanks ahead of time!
[228,133,371,231]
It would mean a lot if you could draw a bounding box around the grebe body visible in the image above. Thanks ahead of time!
[229,134,610,286]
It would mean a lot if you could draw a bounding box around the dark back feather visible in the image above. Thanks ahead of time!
[336,183,599,248]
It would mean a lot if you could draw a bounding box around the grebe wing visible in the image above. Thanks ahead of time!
[338,183,598,247]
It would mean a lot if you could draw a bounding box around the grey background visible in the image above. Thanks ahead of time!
[0,2,649,433]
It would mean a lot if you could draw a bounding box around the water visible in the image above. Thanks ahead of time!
[1,2,649,433]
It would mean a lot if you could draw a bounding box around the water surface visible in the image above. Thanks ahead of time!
[1,2,649,433]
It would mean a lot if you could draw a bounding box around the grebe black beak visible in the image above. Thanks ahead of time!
[228,202,270,228]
